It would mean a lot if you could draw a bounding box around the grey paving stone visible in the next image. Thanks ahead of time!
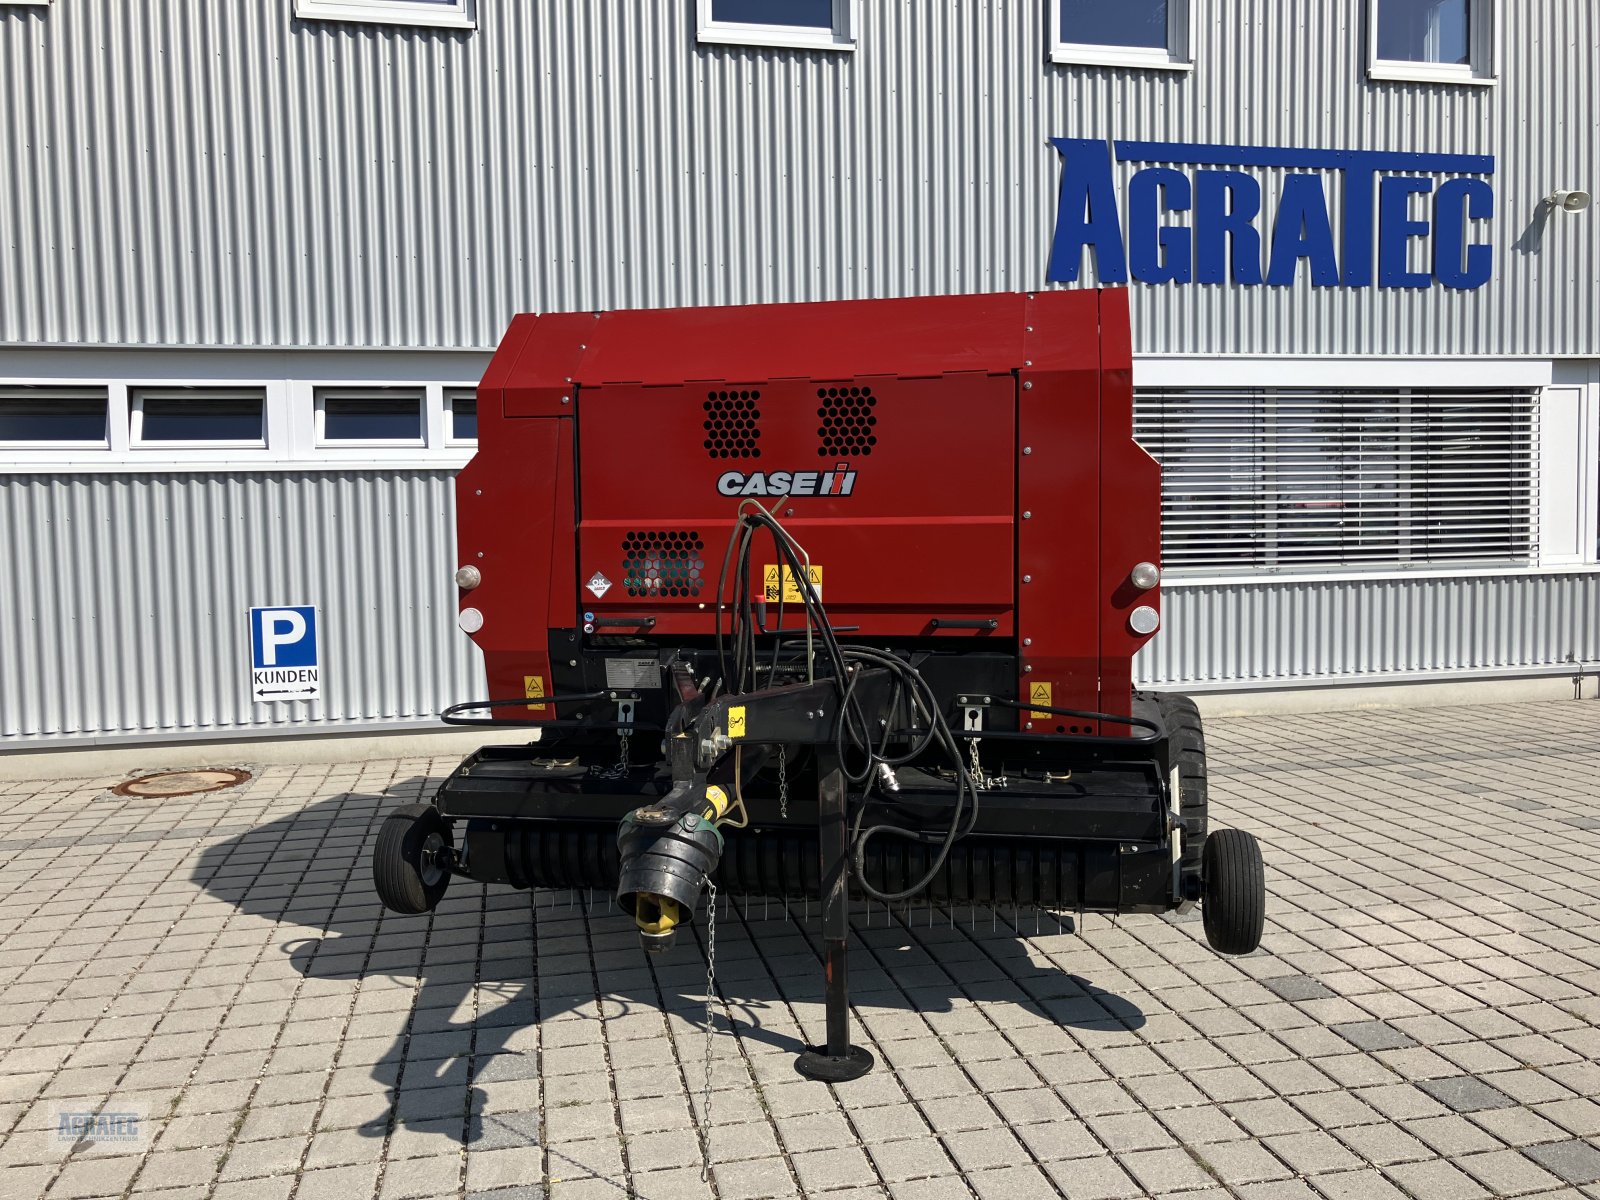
[1262,1131,1363,1176]
[1119,1146,1214,1193]
[467,1109,541,1152]
[788,1146,875,1192]
[1524,1140,1600,1186]
[1192,1139,1294,1185]
[463,1145,544,1194]
[211,1178,296,1200]
[296,1162,382,1200]
[967,1163,1060,1200]
[1381,1157,1492,1200]
[1263,975,1336,1002]
[942,1126,1028,1173]
[866,1135,957,1183]
[1456,1148,1566,1196]
[1415,1075,1517,1113]
[1307,1168,1412,1200]
[1331,1021,1417,1052]
[710,1155,796,1200]
[464,1187,544,1200]
[379,1153,463,1200]
[1040,1155,1140,1199]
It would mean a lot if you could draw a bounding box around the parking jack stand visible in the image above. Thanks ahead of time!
[795,751,875,1082]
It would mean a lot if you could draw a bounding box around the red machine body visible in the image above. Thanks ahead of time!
[457,289,1161,729]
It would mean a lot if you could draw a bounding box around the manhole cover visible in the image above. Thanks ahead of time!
[114,769,251,798]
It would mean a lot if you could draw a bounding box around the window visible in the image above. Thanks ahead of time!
[1135,387,1538,573]
[1052,0,1192,69]
[1369,0,1494,84]
[316,388,425,445]
[446,388,478,443]
[292,0,475,30]
[131,388,266,447]
[0,387,108,445]
[697,0,856,51]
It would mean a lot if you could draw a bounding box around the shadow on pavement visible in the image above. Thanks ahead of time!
[191,783,1145,1147]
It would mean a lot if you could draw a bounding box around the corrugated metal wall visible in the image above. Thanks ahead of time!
[0,463,1591,745]
[1137,573,1600,688]
[0,471,482,744]
[0,2,1593,356]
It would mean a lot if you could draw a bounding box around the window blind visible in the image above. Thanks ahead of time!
[1133,387,1539,572]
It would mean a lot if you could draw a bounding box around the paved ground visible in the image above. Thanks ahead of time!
[2,701,1600,1200]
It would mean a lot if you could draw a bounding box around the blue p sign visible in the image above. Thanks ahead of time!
[249,605,320,701]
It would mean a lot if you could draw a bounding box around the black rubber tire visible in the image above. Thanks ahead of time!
[1201,829,1265,955]
[1155,692,1208,884]
[373,803,452,915]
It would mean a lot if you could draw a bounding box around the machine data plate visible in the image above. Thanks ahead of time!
[604,657,660,689]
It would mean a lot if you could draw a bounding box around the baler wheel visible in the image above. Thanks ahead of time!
[1201,829,1265,955]
[1156,692,1208,885]
[374,803,452,915]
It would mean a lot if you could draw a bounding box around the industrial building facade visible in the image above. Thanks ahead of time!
[1,0,1595,750]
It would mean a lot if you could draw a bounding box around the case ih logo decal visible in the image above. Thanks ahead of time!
[1049,139,1496,291]
[717,463,858,498]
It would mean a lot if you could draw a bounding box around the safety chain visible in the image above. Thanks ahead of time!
[967,736,986,791]
[599,728,631,780]
[777,746,789,819]
[699,878,718,1181]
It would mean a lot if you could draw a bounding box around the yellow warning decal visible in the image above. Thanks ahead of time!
[523,674,549,713]
[728,706,746,739]
[763,564,823,604]
[1029,681,1053,720]
[704,785,730,818]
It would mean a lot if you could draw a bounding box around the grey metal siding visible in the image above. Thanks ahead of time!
[1136,573,1600,688]
[1,467,1592,744]
[0,2,1593,356]
[0,470,482,743]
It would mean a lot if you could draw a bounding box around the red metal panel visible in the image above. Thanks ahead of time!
[575,373,1016,633]
[1096,290,1162,714]
[457,413,572,716]
[503,311,601,417]
[460,290,1157,725]
[1018,290,1106,728]
[478,312,539,404]
[580,294,1028,387]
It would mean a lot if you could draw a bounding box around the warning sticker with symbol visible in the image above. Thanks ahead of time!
[728,706,746,739]
[524,674,549,713]
[1028,681,1053,719]
[762,564,823,604]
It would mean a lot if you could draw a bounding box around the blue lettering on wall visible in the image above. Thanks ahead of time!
[1047,138,1129,284]
[1127,167,1191,284]
[1267,174,1341,287]
[1433,178,1494,290]
[1047,139,1496,291]
[1195,171,1263,285]
[1378,176,1435,289]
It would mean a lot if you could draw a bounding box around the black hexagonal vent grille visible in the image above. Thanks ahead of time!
[704,390,762,460]
[622,531,706,599]
[817,385,878,457]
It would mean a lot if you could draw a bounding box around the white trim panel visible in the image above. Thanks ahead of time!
[292,0,476,31]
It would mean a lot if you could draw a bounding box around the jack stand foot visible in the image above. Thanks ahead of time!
[795,1044,874,1082]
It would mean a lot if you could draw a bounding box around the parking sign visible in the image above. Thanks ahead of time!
[249,605,320,701]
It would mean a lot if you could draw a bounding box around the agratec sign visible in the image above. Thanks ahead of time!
[1049,139,1495,290]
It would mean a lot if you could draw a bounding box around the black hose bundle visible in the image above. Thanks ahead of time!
[713,504,977,902]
